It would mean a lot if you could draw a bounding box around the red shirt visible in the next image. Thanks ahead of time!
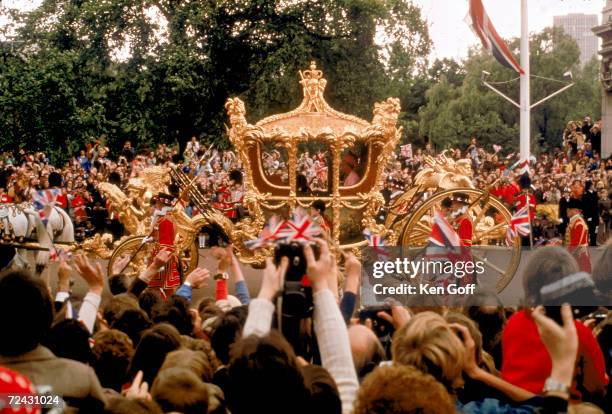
[514,192,536,221]
[55,193,68,210]
[501,182,520,206]
[71,194,87,219]
[0,193,12,204]
[501,310,608,395]
[455,215,473,247]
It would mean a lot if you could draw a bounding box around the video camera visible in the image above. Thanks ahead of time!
[539,272,600,323]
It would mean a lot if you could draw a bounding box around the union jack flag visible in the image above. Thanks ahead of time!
[467,0,524,74]
[30,188,60,226]
[284,211,322,242]
[245,211,322,250]
[506,205,531,245]
[363,229,388,258]
[427,210,461,248]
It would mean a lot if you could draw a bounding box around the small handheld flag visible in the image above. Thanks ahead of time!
[245,210,322,250]
[363,229,388,258]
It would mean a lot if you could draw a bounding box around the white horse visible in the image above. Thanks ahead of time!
[0,203,74,272]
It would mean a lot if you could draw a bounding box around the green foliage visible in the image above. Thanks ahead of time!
[0,3,604,161]
[418,27,601,153]
[0,0,431,161]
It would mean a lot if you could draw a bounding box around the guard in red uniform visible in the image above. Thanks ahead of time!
[513,174,536,221]
[148,193,182,298]
[71,189,88,221]
[513,173,536,247]
[565,199,591,273]
[450,193,473,247]
[450,192,476,284]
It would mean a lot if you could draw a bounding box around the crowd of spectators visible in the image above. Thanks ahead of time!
[0,235,610,413]
[0,121,611,413]
[379,119,611,245]
[1,114,610,245]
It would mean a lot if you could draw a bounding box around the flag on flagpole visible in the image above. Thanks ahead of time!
[467,0,524,74]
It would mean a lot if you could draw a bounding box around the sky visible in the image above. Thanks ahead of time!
[414,0,606,59]
[1,0,607,59]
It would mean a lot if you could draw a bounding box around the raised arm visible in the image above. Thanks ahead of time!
[242,257,288,338]
[73,254,105,334]
[305,241,359,414]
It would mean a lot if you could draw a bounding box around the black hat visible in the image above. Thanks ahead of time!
[450,192,470,205]
[108,172,122,186]
[0,170,8,190]
[311,199,326,214]
[229,169,243,185]
[566,199,582,210]
[48,171,62,188]
[153,193,175,206]
[518,173,531,190]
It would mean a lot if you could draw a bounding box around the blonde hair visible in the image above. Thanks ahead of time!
[391,311,465,391]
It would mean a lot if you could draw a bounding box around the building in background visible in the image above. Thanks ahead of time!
[592,1,612,158]
[554,13,599,65]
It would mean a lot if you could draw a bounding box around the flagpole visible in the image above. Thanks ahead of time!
[526,192,534,249]
[520,0,530,165]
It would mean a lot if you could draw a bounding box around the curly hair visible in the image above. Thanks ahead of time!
[92,329,134,391]
[353,364,455,414]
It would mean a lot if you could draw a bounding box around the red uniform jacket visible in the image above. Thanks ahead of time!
[455,215,473,247]
[514,192,536,221]
[500,182,520,206]
[71,193,87,220]
[565,214,591,273]
[54,192,68,210]
[148,211,181,297]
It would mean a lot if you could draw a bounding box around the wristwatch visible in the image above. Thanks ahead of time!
[543,377,570,395]
[214,272,229,281]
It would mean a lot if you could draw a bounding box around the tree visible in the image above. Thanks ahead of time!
[418,27,600,154]
[0,0,431,161]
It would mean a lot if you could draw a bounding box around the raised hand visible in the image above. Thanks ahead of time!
[57,258,72,292]
[74,254,104,295]
[185,267,211,288]
[211,245,232,271]
[449,323,479,377]
[152,249,172,269]
[111,255,131,275]
[531,305,578,386]
[378,305,411,330]
[304,238,333,292]
[258,257,288,301]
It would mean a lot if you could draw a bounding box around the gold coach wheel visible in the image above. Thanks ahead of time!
[400,188,520,293]
[108,235,199,278]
